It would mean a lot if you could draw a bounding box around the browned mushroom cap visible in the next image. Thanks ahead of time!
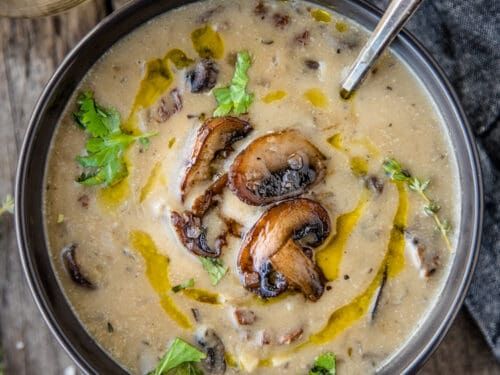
[180,117,253,201]
[228,130,327,206]
[238,198,330,301]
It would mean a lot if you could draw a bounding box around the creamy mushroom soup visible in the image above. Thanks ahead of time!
[44,0,460,373]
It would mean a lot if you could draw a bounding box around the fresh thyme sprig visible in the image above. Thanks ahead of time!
[383,158,452,251]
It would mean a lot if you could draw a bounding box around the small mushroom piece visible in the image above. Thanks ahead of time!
[154,88,183,123]
[238,198,330,301]
[234,308,256,325]
[196,328,226,374]
[365,175,384,194]
[187,59,219,93]
[180,117,253,201]
[368,266,387,322]
[404,231,440,278]
[61,244,94,289]
[278,327,303,345]
[171,211,223,258]
[192,173,228,217]
[229,130,327,206]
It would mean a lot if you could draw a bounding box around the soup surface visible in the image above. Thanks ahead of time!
[44,0,460,373]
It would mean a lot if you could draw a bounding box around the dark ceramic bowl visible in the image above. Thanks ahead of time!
[15,0,483,374]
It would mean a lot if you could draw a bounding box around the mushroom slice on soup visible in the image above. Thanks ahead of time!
[228,130,327,205]
[180,116,253,201]
[238,198,331,301]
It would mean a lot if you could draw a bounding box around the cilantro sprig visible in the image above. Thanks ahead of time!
[150,338,205,375]
[200,257,227,286]
[309,352,336,375]
[213,51,254,117]
[383,158,452,250]
[74,91,156,187]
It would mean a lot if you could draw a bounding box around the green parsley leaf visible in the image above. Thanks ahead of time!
[74,91,156,187]
[152,338,205,375]
[200,257,227,286]
[74,91,120,137]
[0,194,14,216]
[172,278,195,293]
[168,362,203,375]
[309,352,336,375]
[213,51,254,117]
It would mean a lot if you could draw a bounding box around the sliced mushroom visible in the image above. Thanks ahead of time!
[229,130,327,206]
[171,211,224,258]
[187,59,219,93]
[173,174,230,258]
[180,117,253,201]
[61,244,94,289]
[192,173,228,217]
[238,198,330,301]
[196,328,226,374]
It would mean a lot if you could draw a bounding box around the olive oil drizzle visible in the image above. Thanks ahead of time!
[262,90,287,103]
[310,8,332,23]
[191,25,224,59]
[303,182,408,346]
[304,88,328,108]
[124,58,174,134]
[123,47,197,134]
[139,162,166,203]
[316,189,370,281]
[129,230,192,329]
[181,288,221,305]
[259,182,409,365]
[386,181,409,277]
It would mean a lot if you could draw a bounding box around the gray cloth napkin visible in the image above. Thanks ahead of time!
[371,0,500,361]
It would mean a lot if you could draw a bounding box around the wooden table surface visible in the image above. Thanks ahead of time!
[0,1,498,374]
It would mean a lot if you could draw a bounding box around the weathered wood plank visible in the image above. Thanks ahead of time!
[0,2,109,374]
[421,310,500,374]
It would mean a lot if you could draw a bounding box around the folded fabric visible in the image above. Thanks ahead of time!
[370,0,500,361]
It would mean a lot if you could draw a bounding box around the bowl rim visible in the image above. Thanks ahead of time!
[15,0,483,374]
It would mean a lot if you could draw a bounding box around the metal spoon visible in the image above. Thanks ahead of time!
[340,0,424,99]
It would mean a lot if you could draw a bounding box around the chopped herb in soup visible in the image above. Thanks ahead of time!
[44,1,459,374]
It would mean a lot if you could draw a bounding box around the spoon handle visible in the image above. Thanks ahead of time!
[340,0,424,98]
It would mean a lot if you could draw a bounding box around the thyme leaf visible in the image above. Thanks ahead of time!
[383,158,452,251]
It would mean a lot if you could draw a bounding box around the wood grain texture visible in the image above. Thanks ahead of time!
[0,1,498,374]
[0,2,108,374]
